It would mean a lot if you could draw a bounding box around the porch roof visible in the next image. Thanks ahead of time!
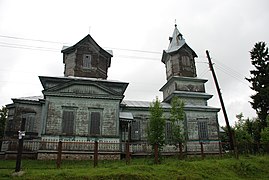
[119,112,133,122]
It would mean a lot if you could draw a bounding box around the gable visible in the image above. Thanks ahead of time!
[62,34,112,58]
[39,76,128,100]
[46,83,117,96]
[59,84,109,95]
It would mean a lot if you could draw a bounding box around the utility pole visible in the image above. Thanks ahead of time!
[206,50,234,150]
[15,117,26,172]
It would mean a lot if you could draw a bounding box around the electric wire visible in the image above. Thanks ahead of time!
[0,34,250,88]
[0,34,217,57]
[0,35,69,44]
[214,64,249,86]
[199,66,210,77]
[0,41,59,52]
[212,57,245,78]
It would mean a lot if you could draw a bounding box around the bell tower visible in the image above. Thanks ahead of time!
[160,24,212,104]
[160,24,220,154]
[161,24,197,80]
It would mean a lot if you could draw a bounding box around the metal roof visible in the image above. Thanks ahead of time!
[106,50,113,56]
[184,105,220,112]
[119,112,133,120]
[122,100,171,108]
[12,95,43,102]
[161,25,197,60]
[165,24,186,53]
[51,76,127,83]
[39,76,129,91]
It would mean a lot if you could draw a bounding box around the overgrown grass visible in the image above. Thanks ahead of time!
[1,155,269,179]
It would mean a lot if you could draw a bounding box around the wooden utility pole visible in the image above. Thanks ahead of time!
[56,141,63,168]
[93,140,98,167]
[126,122,131,165]
[206,50,234,150]
[15,117,26,172]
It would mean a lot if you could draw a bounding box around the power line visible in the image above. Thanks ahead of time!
[211,56,245,78]
[0,34,250,86]
[0,44,59,52]
[199,54,249,87]
[214,64,249,86]
[0,34,163,55]
[104,47,161,54]
[0,34,215,60]
[0,35,69,45]
[0,41,59,52]
[115,55,160,61]
[0,80,41,86]
[199,67,210,77]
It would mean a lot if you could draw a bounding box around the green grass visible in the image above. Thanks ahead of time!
[1,155,269,179]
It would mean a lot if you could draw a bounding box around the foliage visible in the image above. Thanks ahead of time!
[233,113,262,145]
[261,117,269,143]
[0,106,7,138]
[234,113,254,144]
[1,155,269,179]
[148,97,165,149]
[170,97,185,146]
[246,42,269,128]
[220,113,262,151]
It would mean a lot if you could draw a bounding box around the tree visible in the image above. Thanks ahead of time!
[148,97,166,151]
[232,113,264,153]
[261,117,269,144]
[234,113,253,144]
[170,97,185,147]
[246,42,269,128]
[0,106,7,139]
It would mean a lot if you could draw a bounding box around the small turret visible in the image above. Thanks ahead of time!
[61,34,113,79]
[161,24,197,79]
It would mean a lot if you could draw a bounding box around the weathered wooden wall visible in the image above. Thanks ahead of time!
[45,96,120,137]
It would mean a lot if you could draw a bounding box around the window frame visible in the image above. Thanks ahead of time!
[181,55,191,66]
[23,113,36,133]
[83,54,92,69]
[88,109,103,136]
[62,108,76,135]
[131,120,140,141]
[197,120,209,141]
[165,120,172,143]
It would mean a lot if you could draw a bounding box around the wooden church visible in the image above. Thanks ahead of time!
[1,25,220,159]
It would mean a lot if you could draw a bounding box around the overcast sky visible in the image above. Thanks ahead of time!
[0,0,268,126]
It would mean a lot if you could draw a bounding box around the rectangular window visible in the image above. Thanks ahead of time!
[62,110,75,135]
[165,121,172,142]
[181,56,191,66]
[131,120,140,141]
[24,113,36,132]
[197,121,208,140]
[83,54,92,68]
[7,117,14,132]
[90,112,101,135]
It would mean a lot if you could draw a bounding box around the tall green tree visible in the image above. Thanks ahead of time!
[0,106,7,139]
[148,98,166,149]
[170,97,185,147]
[246,42,269,128]
[261,117,269,144]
